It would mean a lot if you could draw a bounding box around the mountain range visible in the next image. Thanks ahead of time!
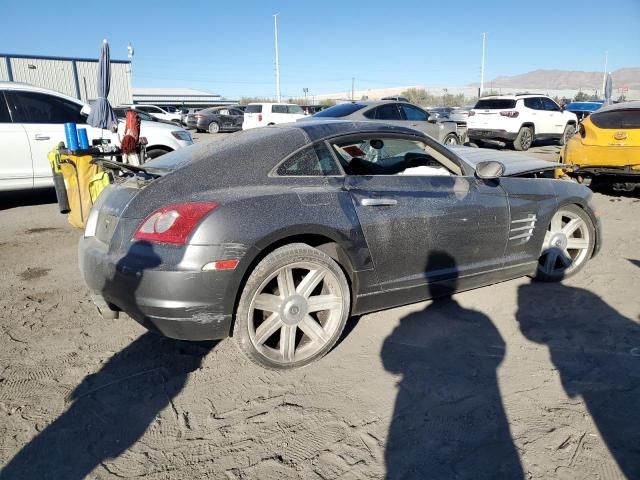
[469,68,640,91]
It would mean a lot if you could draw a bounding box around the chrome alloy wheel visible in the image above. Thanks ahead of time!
[248,262,345,364]
[538,209,591,277]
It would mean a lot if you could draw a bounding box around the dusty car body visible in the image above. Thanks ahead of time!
[80,121,600,369]
[187,106,244,133]
[560,101,640,191]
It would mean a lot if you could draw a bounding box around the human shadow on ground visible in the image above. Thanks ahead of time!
[381,251,523,479]
[1,242,215,479]
[516,281,640,479]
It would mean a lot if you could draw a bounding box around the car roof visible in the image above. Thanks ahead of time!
[594,100,640,113]
[478,94,546,100]
[0,81,84,104]
[276,120,427,142]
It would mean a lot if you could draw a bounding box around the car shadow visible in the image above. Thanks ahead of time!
[0,242,215,479]
[0,189,58,211]
[381,251,523,479]
[516,281,640,478]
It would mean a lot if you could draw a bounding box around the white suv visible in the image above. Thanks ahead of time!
[242,103,305,130]
[467,94,578,151]
[0,82,193,192]
[126,105,183,125]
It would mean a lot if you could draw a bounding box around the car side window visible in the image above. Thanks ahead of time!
[272,105,288,114]
[0,93,11,122]
[10,91,84,124]
[372,104,402,120]
[542,98,561,112]
[276,143,341,176]
[524,98,543,110]
[401,104,428,121]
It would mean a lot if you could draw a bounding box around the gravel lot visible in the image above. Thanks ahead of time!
[0,133,639,479]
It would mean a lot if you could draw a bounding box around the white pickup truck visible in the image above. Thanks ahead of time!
[0,82,193,192]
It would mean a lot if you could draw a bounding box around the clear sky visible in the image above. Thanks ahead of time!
[2,0,639,99]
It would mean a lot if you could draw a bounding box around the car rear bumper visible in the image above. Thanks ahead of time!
[79,236,234,341]
[467,129,517,141]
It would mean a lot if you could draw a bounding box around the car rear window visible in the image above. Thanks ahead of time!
[474,99,517,109]
[590,109,640,129]
[313,103,366,118]
[245,105,262,113]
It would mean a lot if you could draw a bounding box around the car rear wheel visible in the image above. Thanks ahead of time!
[513,126,533,151]
[208,121,220,134]
[534,205,595,282]
[234,243,350,369]
[443,133,459,146]
[559,124,576,146]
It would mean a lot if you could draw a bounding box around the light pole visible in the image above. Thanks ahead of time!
[303,87,309,104]
[479,33,486,98]
[273,14,281,102]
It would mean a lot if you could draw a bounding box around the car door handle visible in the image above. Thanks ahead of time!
[34,134,50,141]
[360,198,397,207]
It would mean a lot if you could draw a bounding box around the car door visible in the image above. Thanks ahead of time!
[398,103,440,138]
[0,91,33,191]
[542,97,565,134]
[523,97,547,133]
[230,108,244,128]
[217,109,233,130]
[332,134,510,296]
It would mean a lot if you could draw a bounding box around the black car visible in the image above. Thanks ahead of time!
[80,121,601,369]
[187,106,244,133]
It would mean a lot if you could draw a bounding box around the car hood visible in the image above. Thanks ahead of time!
[449,146,560,176]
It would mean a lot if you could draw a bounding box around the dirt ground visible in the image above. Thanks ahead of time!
[0,136,639,479]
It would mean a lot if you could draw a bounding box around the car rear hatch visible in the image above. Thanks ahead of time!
[243,105,263,126]
[469,99,518,129]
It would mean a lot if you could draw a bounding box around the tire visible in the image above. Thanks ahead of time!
[558,123,576,146]
[513,126,534,151]
[208,121,220,134]
[533,204,595,282]
[443,133,460,146]
[233,243,350,369]
[146,148,170,159]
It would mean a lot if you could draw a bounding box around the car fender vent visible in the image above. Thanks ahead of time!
[509,214,537,244]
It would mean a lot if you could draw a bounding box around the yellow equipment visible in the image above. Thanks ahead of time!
[48,149,111,228]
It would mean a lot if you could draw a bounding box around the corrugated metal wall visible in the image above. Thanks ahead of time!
[0,55,131,105]
[75,61,131,105]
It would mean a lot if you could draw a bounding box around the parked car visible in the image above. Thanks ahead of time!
[467,94,578,151]
[559,101,640,192]
[181,108,202,127]
[188,106,244,133]
[125,105,183,126]
[563,101,604,122]
[381,96,409,102]
[305,101,460,145]
[242,103,306,130]
[0,82,193,192]
[428,107,454,120]
[80,120,600,369]
[449,106,474,124]
[113,107,176,126]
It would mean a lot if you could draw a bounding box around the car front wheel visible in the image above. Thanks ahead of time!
[534,204,595,282]
[234,243,350,369]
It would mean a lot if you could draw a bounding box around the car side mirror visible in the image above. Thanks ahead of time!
[475,160,505,180]
[427,114,437,123]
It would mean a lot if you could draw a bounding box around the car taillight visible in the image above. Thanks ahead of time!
[468,110,476,117]
[258,113,263,122]
[133,202,218,245]
[500,111,519,118]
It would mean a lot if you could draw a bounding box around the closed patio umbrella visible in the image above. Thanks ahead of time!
[87,39,117,130]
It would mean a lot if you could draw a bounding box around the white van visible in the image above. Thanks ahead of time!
[0,82,193,192]
[242,103,305,130]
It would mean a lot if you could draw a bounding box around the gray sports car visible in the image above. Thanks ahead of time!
[304,101,461,145]
[80,121,601,369]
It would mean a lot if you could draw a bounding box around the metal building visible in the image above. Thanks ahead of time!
[132,87,237,107]
[0,53,132,105]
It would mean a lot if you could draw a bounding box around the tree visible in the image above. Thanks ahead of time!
[319,99,336,107]
[573,91,590,102]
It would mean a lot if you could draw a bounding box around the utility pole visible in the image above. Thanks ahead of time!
[273,14,281,102]
[479,33,486,98]
[351,77,354,100]
[601,51,608,99]
[303,87,309,104]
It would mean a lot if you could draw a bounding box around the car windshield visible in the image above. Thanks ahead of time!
[590,109,640,129]
[474,99,517,109]
[313,103,366,118]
